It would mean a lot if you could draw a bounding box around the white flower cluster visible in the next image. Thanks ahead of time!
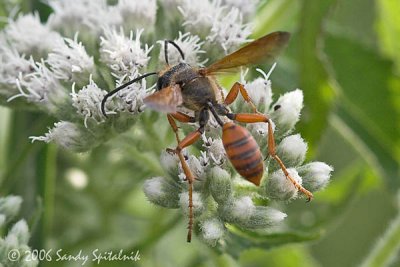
[179,0,255,52]
[0,1,161,151]
[100,28,152,78]
[47,33,94,83]
[46,0,158,38]
[114,0,157,31]
[0,0,332,247]
[0,0,259,152]
[0,196,38,267]
[3,13,61,57]
[143,67,333,245]
[158,32,207,66]
[222,0,259,17]
[144,66,333,245]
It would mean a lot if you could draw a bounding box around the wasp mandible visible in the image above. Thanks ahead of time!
[101,31,313,242]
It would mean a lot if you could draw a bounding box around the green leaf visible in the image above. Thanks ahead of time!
[296,0,337,153]
[376,0,400,74]
[240,245,319,267]
[324,34,400,188]
[220,226,322,259]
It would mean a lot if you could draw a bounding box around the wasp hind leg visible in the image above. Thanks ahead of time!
[224,82,258,113]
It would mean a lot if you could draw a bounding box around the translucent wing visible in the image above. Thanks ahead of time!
[143,84,183,113]
[202,31,290,75]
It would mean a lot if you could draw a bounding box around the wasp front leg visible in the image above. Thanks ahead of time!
[166,109,209,242]
[167,112,196,144]
[226,112,313,201]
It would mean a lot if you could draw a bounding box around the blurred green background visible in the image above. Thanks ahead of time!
[0,0,400,266]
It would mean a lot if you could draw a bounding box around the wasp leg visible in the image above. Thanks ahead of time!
[166,109,209,242]
[225,112,313,202]
[167,112,196,145]
[224,82,258,113]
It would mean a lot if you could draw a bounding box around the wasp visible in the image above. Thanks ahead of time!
[101,31,313,242]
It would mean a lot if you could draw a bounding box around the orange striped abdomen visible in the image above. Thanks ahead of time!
[222,122,264,186]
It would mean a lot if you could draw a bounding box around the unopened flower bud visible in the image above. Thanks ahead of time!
[271,89,303,135]
[236,206,287,229]
[244,67,274,113]
[297,162,333,192]
[160,150,180,177]
[6,220,30,245]
[200,217,225,246]
[179,191,204,216]
[274,134,307,169]
[265,168,302,201]
[0,195,22,221]
[209,166,232,204]
[143,176,180,208]
[220,196,255,223]
[179,155,206,182]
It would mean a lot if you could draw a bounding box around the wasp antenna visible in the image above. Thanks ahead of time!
[164,40,185,65]
[101,72,158,118]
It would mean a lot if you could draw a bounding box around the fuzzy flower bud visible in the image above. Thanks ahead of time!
[160,150,180,177]
[179,191,204,216]
[231,196,255,221]
[159,32,206,66]
[209,166,232,204]
[297,162,333,192]
[271,89,303,135]
[245,78,272,112]
[266,168,302,201]
[237,206,287,229]
[220,196,255,223]
[5,220,30,245]
[179,155,206,182]
[275,134,308,168]
[0,196,22,221]
[47,33,94,83]
[201,218,225,246]
[143,177,180,208]
[30,121,98,152]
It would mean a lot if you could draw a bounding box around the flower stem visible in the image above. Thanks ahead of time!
[360,210,400,267]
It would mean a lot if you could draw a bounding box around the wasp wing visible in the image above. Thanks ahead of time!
[143,84,183,113]
[203,31,290,75]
